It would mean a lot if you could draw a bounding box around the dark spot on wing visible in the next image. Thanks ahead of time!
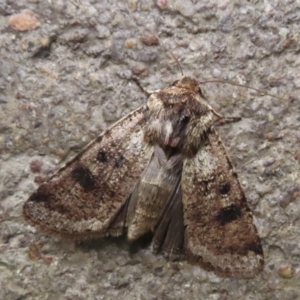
[27,189,51,203]
[71,165,96,192]
[108,190,116,198]
[216,205,241,226]
[96,135,103,142]
[219,182,231,195]
[248,241,264,255]
[26,183,57,204]
[115,155,125,168]
[97,150,108,163]
[232,171,238,177]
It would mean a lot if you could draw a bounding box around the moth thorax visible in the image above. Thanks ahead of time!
[143,116,187,150]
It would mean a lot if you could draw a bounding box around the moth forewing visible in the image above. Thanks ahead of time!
[182,129,263,278]
[23,76,264,278]
[23,106,153,238]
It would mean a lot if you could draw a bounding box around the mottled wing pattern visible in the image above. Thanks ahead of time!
[23,106,153,239]
[182,128,264,278]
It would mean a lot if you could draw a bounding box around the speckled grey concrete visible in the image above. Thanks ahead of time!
[0,1,300,299]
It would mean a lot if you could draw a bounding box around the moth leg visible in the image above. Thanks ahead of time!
[132,76,155,96]
[214,116,241,126]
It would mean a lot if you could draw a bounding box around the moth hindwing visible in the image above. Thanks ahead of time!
[23,76,264,278]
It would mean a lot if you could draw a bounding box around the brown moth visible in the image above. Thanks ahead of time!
[23,76,264,278]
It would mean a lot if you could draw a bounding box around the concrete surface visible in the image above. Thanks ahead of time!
[0,0,300,299]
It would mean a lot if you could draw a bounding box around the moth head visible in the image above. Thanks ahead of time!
[172,76,202,95]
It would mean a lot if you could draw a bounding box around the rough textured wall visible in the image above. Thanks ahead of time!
[0,0,299,299]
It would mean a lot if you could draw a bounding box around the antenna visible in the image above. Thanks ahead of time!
[141,32,184,76]
[157,36,184,77]
[140,33,287,103]
[199,79,287,102]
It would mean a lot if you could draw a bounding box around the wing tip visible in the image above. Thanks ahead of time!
[185,249,264,279]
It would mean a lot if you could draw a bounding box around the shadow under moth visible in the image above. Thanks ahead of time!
[23,76,264,278]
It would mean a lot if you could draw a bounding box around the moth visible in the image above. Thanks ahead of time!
[23,76,264,278]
